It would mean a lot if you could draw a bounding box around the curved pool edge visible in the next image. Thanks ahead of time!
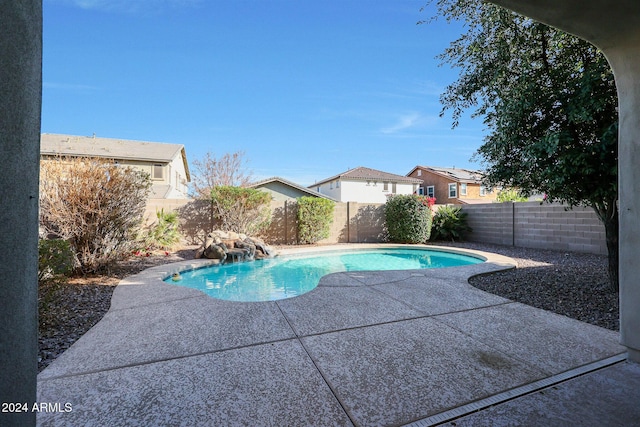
[109,243,517,310]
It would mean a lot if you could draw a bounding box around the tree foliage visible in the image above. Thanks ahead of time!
[296,197,335,244]
[139,208,181,250]
[40,157,151,273]
[210,186,272,236]
[430,205,472,241]
[384,195,433,244]
[428,0,619,290]
[191,151,253,199]
[496,188,528,203]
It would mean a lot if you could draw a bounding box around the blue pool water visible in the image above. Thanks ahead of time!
[166,248,483,302]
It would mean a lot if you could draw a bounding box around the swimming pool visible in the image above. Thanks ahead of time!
[166,247,483,302]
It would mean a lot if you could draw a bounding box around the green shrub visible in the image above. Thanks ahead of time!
[38,239,74,281]
[430,205,472,241]
[384,194,433,243]
[210,186,272,235]
[496,188,528,202]
[297,197,335,244]
[140,209,181,250]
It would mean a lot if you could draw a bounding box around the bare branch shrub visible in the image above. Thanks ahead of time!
[190,151,253,199]
[40,157,151,273]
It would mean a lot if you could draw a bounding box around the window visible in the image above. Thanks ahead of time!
[427,186,435,198]
[417,169,422,176]
[448,183,457,198]
[392,183,397,194]
[417,187,424,195]
[383,182,389,191]
[152,164,164,180]
[336,180,340,188]
[330,181,333,189]
[480,185,487,196]
[460,183,467,196]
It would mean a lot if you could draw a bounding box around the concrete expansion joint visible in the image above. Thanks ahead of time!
[404,354,628,427]
[108,294,208,313]
[39,335,302,383]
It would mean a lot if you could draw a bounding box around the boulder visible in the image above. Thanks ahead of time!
[195,231,276,263]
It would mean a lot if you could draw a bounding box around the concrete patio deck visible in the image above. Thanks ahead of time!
[36,245,639,426]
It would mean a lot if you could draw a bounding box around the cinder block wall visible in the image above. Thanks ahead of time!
[159,199,607,255]
[459,203,514,246]
[462,202,607,255]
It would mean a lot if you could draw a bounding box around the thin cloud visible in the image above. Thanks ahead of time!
[47,0,202,13]
[43,81,101,92]
[380,112,438,135]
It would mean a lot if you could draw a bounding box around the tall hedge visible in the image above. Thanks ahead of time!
[384,194,433,243]
[297,197,335,244]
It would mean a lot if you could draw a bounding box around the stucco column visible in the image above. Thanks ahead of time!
[0,1,42,426]
[609,40,640,362]
[486,0,640,362]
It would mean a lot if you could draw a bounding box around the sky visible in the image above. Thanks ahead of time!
[42,0,486,187]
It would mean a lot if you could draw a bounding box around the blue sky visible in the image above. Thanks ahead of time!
[42,0,485,186]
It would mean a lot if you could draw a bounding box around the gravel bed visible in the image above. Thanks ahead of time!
[38,243,619,372]
[435,242,618,332]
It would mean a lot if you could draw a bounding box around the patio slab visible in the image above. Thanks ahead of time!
[277,283,423,336]
[37,340,353,427]
[301,317,546,426]
[434,302,624,375]
[371,274,511,315]
[40,296,295,379]
[36,244,631,426]
[451,360,640,426]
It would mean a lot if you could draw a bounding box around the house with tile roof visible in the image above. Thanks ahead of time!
[310,166,423,203]
[406,165,497,204]
[41,133,191,199]
[247,177,336,202]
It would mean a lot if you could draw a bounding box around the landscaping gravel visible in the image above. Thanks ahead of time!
[38,243,618,372]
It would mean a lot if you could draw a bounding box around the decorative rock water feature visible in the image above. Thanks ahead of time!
[194,230,276,263]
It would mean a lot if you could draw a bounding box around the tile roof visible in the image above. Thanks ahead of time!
[311,166,423,187]
[411,165,484,183]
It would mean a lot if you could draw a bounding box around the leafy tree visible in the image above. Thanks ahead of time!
[384,195,433,243]
[40,157,151,273]
[190,151,253,199]
[190,151,254,232]
[427,0,619,290]
[496,188,528,203]
[296,197,335,244]
[210,186,272,236]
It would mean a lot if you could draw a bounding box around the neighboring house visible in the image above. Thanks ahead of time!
[310,166,422,203]
[40,133,191,199]
[247,177,336,202]
[406,165,497,204]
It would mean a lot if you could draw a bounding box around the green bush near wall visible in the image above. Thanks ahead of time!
[430,205,472,241]
[297,197,335,244]
[38,239,74,282]
[384,194,433,243]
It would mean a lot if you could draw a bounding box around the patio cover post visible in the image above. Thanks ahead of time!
[486,0,640,362]
[0,1,42,426]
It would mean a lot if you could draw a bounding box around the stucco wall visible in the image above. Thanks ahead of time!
[316,179,416,203]
[408,168,498,203]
